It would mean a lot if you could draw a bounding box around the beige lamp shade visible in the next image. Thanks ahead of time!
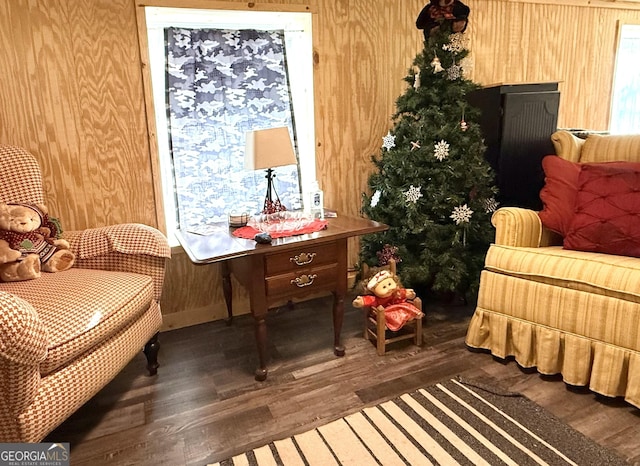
[244,126,297,170]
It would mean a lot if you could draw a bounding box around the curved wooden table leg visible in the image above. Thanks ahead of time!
[248,253,270,381]
[222,261,233,325]
[254,313,268,381]
[332,291,345,357]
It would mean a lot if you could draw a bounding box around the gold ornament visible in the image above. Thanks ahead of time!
[460,119,468,131]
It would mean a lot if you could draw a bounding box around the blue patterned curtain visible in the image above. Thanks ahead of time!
[165,27,301,231]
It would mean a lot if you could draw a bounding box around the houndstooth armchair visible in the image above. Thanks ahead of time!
[0,145,171,442]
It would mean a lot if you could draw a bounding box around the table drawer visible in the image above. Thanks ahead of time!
[265,263,338,297]
[265,242,339,275]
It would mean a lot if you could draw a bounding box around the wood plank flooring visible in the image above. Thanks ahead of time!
[48,294,640,465]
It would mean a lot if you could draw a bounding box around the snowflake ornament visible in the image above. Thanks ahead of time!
[370,190,381,208]
[442,33,469,52]
[447,63,462,80]
[450,204,473,225]
[404,185,423,204]
[433,140,450,161]
[482,197,499,213]
[382,131,396,151]
[460,56,474,77]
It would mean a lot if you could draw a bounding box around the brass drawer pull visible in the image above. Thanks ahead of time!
[290,274,317,287]
[290,252,316,266]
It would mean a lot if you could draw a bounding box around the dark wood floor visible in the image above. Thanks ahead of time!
[48,294,640,465]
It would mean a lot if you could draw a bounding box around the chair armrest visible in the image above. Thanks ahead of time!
[0,292,48,365]
[65,223,170,260]
[0,293,48,428]
[551,130,585,163]
[412,296,422,311]
[0,292,49,424]
[491,208,562,248]
[64,224,171,301]
[491,207,543,247]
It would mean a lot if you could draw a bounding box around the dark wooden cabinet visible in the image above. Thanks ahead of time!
[468,82,560,210]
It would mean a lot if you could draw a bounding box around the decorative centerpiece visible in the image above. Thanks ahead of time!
[232,211,329,240]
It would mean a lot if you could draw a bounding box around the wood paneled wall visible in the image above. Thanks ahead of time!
[0,0,157,230]
[1,0,639,329]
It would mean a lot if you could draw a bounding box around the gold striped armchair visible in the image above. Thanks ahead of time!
[0,145,171,442]
[466,131,640,408]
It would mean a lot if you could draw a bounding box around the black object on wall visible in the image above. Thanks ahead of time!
[468,82,560,211]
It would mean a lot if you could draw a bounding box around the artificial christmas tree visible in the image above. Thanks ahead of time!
[359,2,498,298]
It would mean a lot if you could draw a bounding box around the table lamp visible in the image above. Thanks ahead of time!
[245,126,297,214]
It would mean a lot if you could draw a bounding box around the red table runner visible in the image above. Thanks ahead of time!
[232,218,329,239]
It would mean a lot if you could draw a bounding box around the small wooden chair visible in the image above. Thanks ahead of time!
[360,260,423,356]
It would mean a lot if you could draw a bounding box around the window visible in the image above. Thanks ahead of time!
[143,7,315,243]
[610,23,640,135]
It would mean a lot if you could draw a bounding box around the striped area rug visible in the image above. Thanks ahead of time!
[210,377,626,466]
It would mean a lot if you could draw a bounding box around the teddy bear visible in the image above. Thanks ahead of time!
[416,0,470,40]
[352,269,424,332]
[0,202,75,282]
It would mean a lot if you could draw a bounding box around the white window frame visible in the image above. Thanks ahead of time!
[610,22,640,134]
[143,6,316,245]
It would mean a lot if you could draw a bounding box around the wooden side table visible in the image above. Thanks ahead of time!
[176,215,387,380]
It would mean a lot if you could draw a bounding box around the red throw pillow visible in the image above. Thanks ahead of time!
[563,163,640,257]
[538,156,581,236]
